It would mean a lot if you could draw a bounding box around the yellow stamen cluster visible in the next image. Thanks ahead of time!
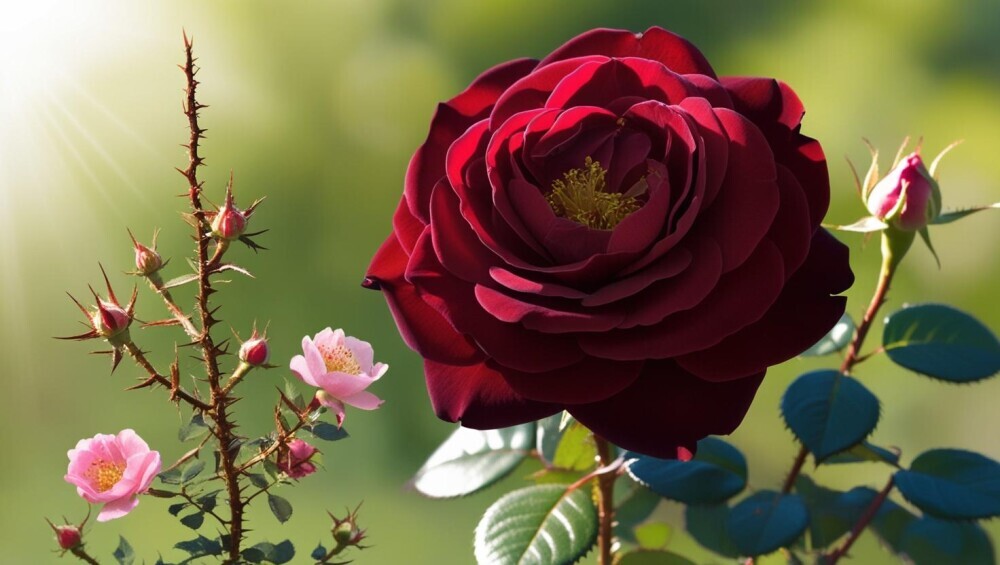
[546,157,641,229]
[319,342,362,375]
[85,460,125,493]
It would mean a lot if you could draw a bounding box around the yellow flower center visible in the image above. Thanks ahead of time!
[85,459,125,493]
[319,343,362,375]
[547,157,642,230]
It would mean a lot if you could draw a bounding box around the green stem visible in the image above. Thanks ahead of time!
[593,435,617,565]
[69,547,100,565]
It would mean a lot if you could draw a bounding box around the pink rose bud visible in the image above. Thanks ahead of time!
[239,334,270,367]
[278,439,318,479]
[128,230,164,275]
[211,183,248,240]
[53,524,82,550]
[64,429,161,522]
[866,152,941,231]
[92,300,131,338]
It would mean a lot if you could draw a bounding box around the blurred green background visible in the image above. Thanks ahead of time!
[1,0,998,562]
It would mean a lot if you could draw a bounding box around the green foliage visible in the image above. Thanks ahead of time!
[795,476,876,549]
[898,516,995,565]
[178,412,208,442]
[114,536,135,565]
[307,422,349,442]
[633,522,671,549]
[726,491,808,557]
[614,483,661,544]
[801,313,855,356]
[552,421,597,471]
[894,448,1000,519]
[883,303,1000,382]
[536,413,568,466]
[268,493,294,523]
[474,484,597,565]
[411,424,535,498]
[684,504,741,558]
[174,535,224,558]
[179,511,205,530]
[824,442,900,466]
[625,437,747,505]
[614,549,697,565]
[181,460,206,484]
[781,370,880,460]
[241,540,296,564]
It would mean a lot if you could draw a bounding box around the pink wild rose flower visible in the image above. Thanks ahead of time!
[64,429,161,522]
[278,439,318,479]
[290,328,387,426]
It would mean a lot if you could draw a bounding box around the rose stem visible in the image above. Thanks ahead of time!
[593,434,618,565]
[823,477,894,564]
[69,547,101,565]
[180,32,245,562]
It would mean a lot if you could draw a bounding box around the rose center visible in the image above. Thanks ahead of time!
[85,459,125,493]
[547,157,642,230]
[318,343,362,375]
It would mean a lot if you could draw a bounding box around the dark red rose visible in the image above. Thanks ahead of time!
[365,27,853,457]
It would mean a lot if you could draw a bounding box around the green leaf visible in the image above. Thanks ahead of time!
[267,493,293,523]
[883,303,1000,382]
[410,423,535,498]
[552,421,597,471]
[795,476,877,549]
[898,516,995,565]
[614,483,661,544]
[684,504,740,558]
[174,535,222,557]
[893,448,1000,519]
[634,522,671,549]
[263,459,281,480]
[931,202,1000,225]
[243,541,295,564]
[781,370,880,461]
[113,536,135,565]
[310,544,327,561]
[727,491,808,557]
[283,380,304,410]
[536,413,568,466]
[158,467,184,485]
[625,437,747,504]
[869,498,916,554]
[197,491,219,513]
[181,460,206,483]
[168,502,189,516]
[161,273,199,290]
[801,314,855,357]
[180,512,205,530]
[307,421,349,442]
[178,412,208,442]
[614,550,697,565]
[824,442,900,466]
[247,473,270,489]
[474,484,597,565]
[828,216,888,233]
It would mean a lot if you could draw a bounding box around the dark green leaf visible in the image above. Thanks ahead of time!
[894,448,1000,519]
[474,484,597,565]
[263,459,281,480]
[181,460,206,483]
[410,423,535,498]
[552,421,596,471]
[825,442,900,466]
[180,512,205,530]
[684,504,740,558]
[801,313,855,356]
[174,535,222,556]
[883,303,1000,382]
[781,370,880,460]
[625,437,747,504]
[113,536,135,565]
[267,540,295,564]
[310,544,326,561]
[870,499,916,554]
[241,548,266,563]
[614,550,697,565]
[307,421,349,442]
[244,541,295,564]
[614,483,661,544]
[158,467,184,485]
[536,413,568,465]
[898,516,995,565]
[178,412,208,442]
[168,502,189,516]
[268,493,293,523]
[795,476,877,549]
[197,491,219,513]
[727,491,808,557]
[247,473,270,489]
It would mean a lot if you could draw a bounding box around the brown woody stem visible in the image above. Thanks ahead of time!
[122,341,210,411]
[593,435,617,565]
[69,547,101,565]
[823,478,895,563]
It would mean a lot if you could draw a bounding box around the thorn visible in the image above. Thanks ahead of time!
[99,264,118,304]
[66,292,91,317]
[111,349,124,374]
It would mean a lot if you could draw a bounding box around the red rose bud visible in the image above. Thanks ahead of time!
[93,300,131,338]
[866,152,941,231]
[128,229,164,275]
[211,183,248,240]
[54,525,82,550]
[239,335,270,366]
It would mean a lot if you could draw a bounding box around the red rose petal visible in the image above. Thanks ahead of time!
[365,234,482,366]
[546,58,695,111]
[539,26,717,79]
[423,359,560,429]
[490,56,607,129]
[474,284,625,333]
[569,360,763,459]
[405,58,537,223]
[676,229,853,381]
[496,356,644,404]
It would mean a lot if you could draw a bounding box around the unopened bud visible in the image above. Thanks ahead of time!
[134,243,163,275]
[239,335,270,367]
[92,300,131,338]
[328,503,365,548]
[866,152,941,231]
[333,521,358,545]
[54,525,82,549]
[212,206,247,240]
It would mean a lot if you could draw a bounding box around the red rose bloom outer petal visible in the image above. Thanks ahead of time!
[366,26,853,458]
